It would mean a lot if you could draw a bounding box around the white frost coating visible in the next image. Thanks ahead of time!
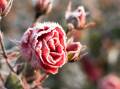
[31,22,67,48]
[32,22,65,35]
[65,6,86,20]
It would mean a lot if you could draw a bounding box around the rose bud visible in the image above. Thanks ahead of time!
[0,0,14,17]
[98,74,120,89]
[66,37,83,62]
[20,22,67,74]
[65,1,87,30]
[0,0,7,15]
[33,0,52,19]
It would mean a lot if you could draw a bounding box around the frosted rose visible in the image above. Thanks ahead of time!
[0,0,7,12]
[33,0,52,18]
[98,74,120,89]
[20,22,67,74]
[66,5,86,29]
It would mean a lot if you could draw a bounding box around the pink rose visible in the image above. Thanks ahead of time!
[20,22,67,74]
[0,0,7,12]
[98,74,120,89]
[65,5,86,29]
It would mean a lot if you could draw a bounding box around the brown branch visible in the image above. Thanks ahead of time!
[0,31,16,73]
[84,21,96,29]
[33,72,49,88]
[0,32,7,58]
[21,77,30,89]
[0,0,16,74]
[39,73,49,83]
[0,73,4,84]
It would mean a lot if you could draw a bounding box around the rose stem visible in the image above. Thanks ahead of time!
[0,17,16,73]
[0,73,4,84]
[39,73,49,83]
[34,70,49,83]
[20,76,30,89]
[32,73,49,89]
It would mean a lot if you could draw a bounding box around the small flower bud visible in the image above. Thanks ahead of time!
[98,74,120,89]
[0,0,7,12]
[65,2,87,30]
[0,0,13,17]
[33,0,52,19]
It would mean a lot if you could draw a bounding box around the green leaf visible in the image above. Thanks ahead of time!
[5,73,22,89]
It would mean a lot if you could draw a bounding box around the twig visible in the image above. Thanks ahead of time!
[0,24,16,74]
[39,73,49,83]
[0,32,7,59]
[33,72,49,88]
[0,73,4,84]
[34,70,49,83]
[20,76,30,89]
[0,0,16,73]
[84,21,96,29]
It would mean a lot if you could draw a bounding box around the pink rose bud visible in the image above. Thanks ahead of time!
[66,37,82,62]
[65,4,87,29]
[0,0,7,12]
[98,74,120,89]
[33,0,52,18]
[20,22,67,74]
[0,0,13,17]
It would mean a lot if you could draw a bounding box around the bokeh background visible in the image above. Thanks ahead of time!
[0,0,120,89]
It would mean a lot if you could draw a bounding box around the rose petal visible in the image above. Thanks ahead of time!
[40,40,57,65]
[54,52,66,67]
[56,44,64,53]
[50,52,61,61]
[67,42,82,52]
[53,30,59,38]
[40,60,59,74]
[55,27,66,48]
[67,42,82,61]
[47,39,55,51]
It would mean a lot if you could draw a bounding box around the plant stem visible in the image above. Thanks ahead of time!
[0,32,7,59]
[0,17,16,73]
[0,73,4,84]
[33,72,49,88]
[39,73,49,83]
[21,76,30,89]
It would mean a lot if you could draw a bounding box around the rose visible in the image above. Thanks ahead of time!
[0,0,7,12]
[0,0,13,17]
[98,74,120,89]
[65,5,86,29]
[32,0,52,18]
[20,22,67,74]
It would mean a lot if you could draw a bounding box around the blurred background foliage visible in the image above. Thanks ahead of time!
[0,0,120,89]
